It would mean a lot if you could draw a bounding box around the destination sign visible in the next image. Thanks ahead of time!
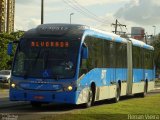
[39,26,68,32]
[31,41,69,48]
[36,24,70,35]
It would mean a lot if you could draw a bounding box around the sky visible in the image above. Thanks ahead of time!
[15,0,160,36]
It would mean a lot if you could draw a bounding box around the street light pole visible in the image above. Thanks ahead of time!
[153,25,156,40]
[41,0,44,24]
[70,13,74,24]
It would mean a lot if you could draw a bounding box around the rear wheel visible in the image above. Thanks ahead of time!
[136,82,147,98]
[113,84,121,103]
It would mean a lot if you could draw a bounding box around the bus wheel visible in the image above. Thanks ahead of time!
[138,83,147,98]
[113,84,121,103]
[85,89,93,108]
[31,101,42,108]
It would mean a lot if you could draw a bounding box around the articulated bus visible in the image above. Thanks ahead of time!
[8,24,155,107]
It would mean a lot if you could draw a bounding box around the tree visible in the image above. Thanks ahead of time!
[151,34,160,75]
[0,31,24,70]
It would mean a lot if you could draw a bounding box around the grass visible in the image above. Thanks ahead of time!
[41,94,160,120]
[155,79,160,86]
[0,83,9,89]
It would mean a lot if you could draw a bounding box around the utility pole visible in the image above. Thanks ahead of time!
[41,0,44,24]
[112,19,126,34]
[114,19,118,34]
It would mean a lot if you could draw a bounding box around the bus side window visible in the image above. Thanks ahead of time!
[80,59,88,74]
[79,43,88,76]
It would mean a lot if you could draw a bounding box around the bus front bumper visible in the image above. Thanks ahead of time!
[9,89,77,104]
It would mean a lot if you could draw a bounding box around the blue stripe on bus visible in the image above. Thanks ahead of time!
[78,68,128,88]
[132,69,154,82]
[78,68,154,89]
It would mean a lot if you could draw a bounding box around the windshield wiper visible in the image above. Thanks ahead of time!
[33,49,41,66]
[43,51,49,70]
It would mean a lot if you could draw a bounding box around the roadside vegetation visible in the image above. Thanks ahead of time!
[0,83,9,89]
[151,34,160,76]
[0,31,24,70]
[0,31,24,89]
[155,78,160,86]
[41,94,160,120]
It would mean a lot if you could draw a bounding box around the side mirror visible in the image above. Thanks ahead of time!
[7,41,19,55]
[82,46,88,59]
[7,42,13,55]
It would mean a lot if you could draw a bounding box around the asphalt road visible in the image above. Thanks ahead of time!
[0,88,160,120]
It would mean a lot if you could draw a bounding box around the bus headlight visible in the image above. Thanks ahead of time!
[68,85,73,91]
[11,83,16,88]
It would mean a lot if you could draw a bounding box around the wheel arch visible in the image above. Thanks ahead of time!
[90,82,96,102]
[145,79,148,92]
[117,80,121,90]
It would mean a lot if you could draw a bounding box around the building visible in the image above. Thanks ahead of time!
[0,0,6,33]
[6,0,15,33]
[0,0,15,33]
[131,27,145,41]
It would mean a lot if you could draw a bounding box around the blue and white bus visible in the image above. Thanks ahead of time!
[8,24,155,107]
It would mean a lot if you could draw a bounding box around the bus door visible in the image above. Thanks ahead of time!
[127,41,133,95]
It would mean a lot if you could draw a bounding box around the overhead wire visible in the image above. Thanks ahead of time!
[63,0,104,24]
[117,20,129,34]
[62,0,111,25]
[118,20,123,32]
[71,0,112,24]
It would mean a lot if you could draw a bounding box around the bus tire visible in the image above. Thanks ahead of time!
[31,101,42,108]
[85,88,93,108]
[113,84,121,103]
[139,82,147,98]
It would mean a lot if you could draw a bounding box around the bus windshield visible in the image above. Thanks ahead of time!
[12,38,80,79]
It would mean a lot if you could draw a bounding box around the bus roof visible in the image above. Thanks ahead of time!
[129,38,154,50]
[23,23,154,50]
[23,23,86,38]
[83,27,128,43]
[83,27,154,50]
[24,23,126,43]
